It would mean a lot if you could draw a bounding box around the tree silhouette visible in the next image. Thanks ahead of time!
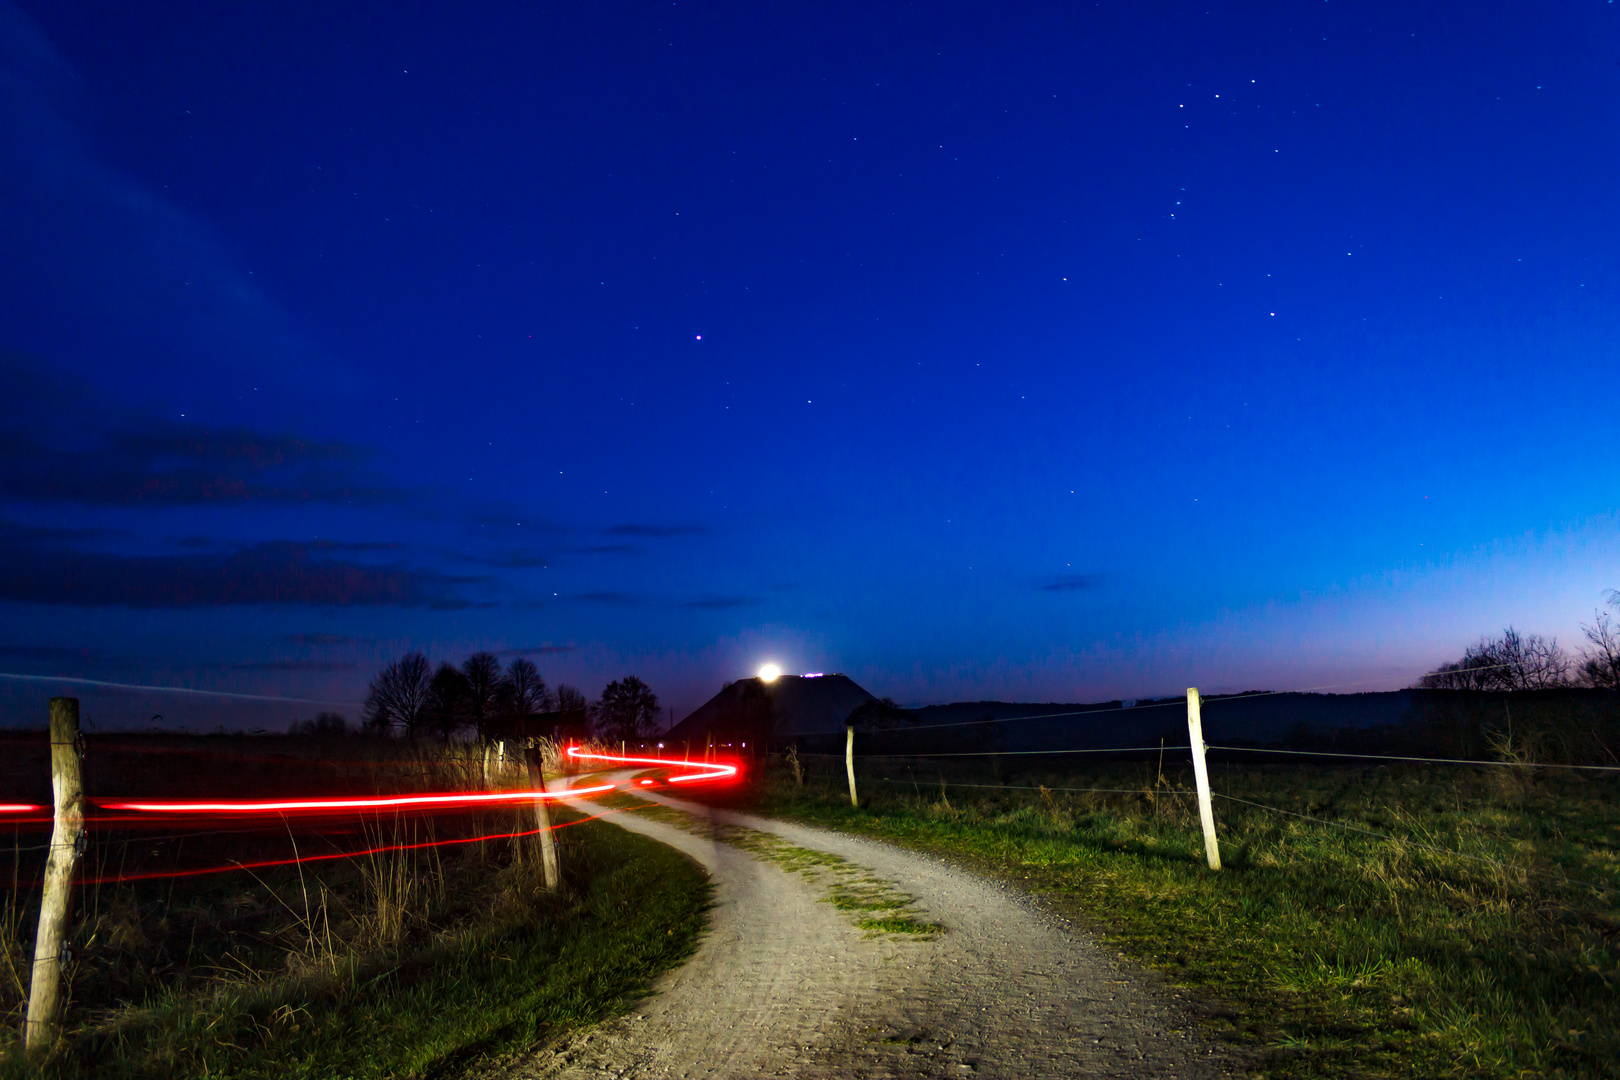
[554,683,588,714]
[501,657,551,715]
[1420,627,1573,691]
[1578,593,1620,689]
[461,651,505,739]
[595,676,661,741]
[362,652,431,736]
[424,662,472,742]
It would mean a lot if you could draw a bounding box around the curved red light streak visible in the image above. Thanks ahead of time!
[96,782,616,815]
[565,745,739,784]
[74,806,636,886]
[85,745,736,818]
[2,747,742,887]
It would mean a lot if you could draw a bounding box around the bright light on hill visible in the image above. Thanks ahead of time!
[758,663,782,682]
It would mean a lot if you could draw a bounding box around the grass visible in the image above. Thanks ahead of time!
[2,754,711,1080]
[2,811,709,1080]
[688,757,1620,1080]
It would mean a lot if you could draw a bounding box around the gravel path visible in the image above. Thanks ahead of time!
[501,784,1227,1080]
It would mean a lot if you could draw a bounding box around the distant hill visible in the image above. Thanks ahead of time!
[665,674,875,748]
[669,684,1618,764]
[668,686,1430,754]
[826,689,1618,764]
[791,691,1450,756]
[894,692,1431,753]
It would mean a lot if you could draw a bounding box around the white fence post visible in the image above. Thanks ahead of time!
[845,724,858,807]
[1186,687,1221,871]
[522,739,561,891]
[26,697,86,1051]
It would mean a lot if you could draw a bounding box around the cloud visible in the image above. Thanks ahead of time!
[576,543,642,556]
[284,633,373,646]
[0,644,110,663]
[679,596,757,610]
[0,379,397,506]
[499,645,576,656]
[566,590,754,610]
[1040,573,1106,593]
[476,550,552,568]
[571,591,644,606]
[0,521,478,607]
[201,659,359,672]
[605,524,709,538]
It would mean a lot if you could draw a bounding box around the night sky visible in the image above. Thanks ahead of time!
[2,1,1617,728]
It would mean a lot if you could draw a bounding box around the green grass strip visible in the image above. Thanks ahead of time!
[699,767,1620,1080]
[4,818,710,1080]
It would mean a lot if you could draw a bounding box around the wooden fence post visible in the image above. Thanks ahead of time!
[1185,688,1221,871]
[25,697,86,1051]
[845,724,858,807]
[522,741,560,891]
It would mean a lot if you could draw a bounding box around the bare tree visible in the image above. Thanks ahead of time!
[595,676,661,742]
[501,657,551,715]
[1419,627,1573,691]
[1578,592,1620,689]
[554,683,588,714]
[424,662,472,742]
[362,651,431,736]
[461,651,505,739]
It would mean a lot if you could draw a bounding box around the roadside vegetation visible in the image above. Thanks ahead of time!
[1,746,709,1080]
[693,753,1619,1080]
[2,644,692,1079]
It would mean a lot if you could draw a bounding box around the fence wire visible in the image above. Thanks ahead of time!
[1208,745,1620,772]
[796,745,1188,759]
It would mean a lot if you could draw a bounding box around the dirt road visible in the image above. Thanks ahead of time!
[501,786,1226,1079]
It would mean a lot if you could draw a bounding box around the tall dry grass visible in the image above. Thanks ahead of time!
[0,736,573,1065]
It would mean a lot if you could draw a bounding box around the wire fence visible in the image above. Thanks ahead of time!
[766,686,1620,910]
[1207,745,1620,771]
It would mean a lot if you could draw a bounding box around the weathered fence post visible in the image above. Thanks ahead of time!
[522,740,561,891]
[1185,688,1221,871]
[845,724,858,807]
[25,697,86,1051]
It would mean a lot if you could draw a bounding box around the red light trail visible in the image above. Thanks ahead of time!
[75,806,635,886]
[76,746,737,819]
[4,746,742,885]
[96,782,616,815]
[565,745,739,784]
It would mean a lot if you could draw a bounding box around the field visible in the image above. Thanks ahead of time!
[690,750,1620,1080]
[0,733,710,1079]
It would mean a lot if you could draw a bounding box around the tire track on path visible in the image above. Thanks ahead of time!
[499,785,1227,1079]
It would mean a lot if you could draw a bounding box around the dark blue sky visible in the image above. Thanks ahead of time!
[2,1,1617,727]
